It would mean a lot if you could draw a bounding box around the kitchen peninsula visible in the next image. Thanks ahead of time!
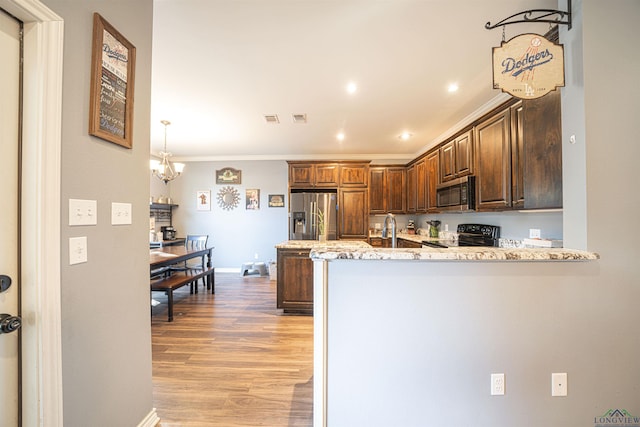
[275,239,370,313]
[311,245,598,427]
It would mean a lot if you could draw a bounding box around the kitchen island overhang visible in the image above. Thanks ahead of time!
[311,246,604,427]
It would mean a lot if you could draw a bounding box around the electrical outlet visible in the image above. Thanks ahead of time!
[552,373,567,396]
[491,373,505,396]
[529,228,541,239]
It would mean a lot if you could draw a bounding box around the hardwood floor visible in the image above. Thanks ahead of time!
[151,273,313,427]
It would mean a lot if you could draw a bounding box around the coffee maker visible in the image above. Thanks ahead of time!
[161,226,177,240]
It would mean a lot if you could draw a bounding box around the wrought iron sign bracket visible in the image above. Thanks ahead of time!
[485,0,571,31]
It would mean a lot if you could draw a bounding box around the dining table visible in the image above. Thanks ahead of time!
[150,245,214,290]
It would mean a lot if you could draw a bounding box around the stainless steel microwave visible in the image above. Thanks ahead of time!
[436,176,476,211]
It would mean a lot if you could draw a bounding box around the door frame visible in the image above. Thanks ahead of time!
[0,0,63,425]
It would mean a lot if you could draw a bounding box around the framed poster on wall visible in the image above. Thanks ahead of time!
[89,13,137,148]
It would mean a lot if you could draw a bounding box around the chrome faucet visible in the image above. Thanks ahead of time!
[381,213,397,248]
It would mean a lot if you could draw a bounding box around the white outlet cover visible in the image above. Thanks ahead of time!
[552,372,567,396]
[491,373,505,396]
[111,202,132,225]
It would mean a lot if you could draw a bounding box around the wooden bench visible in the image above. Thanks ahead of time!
[150,267,215,322]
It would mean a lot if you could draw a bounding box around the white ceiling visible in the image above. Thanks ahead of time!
[150,0,557,162]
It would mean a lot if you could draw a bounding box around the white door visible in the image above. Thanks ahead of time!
[0,8,22,427]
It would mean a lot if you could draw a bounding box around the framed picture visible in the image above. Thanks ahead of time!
[196,190,211,211]
[216,167,242,184]
[246,189,260,210]
[89,13,136,149]
[268,194,285,207]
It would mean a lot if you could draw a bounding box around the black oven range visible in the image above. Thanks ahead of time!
[422,224,500,248]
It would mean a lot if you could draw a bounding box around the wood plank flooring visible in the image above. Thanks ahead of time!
[151,273,313,427]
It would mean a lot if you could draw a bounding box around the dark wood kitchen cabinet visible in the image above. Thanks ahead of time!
[425,150,440,212]
[397,238,422,248]
[288,162,339,188]
[474,108,512,210]
[338,188,368,239]
[406,164,416,213]
[523,89,562,209]
[369,166,406,214]
[277,248,313,313]
[510,101,525,209]
[415,159,427,212]
[440,129,473,182]
[339,163,369,187]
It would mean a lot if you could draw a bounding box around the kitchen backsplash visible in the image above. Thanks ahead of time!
[370,210,563,242]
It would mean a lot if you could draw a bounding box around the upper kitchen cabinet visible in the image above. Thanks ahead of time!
[415,159,427,212]
[369,166,406,214]
[406,164,416,213]
[339,162,369,187]
[523,89,562,209]
[288,162,339,188]
[425,150,440,212]
[474,107,513,211]
[440,129,473,182]
[510,101,525,209]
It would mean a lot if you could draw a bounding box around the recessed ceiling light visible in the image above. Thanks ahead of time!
[399,132,412,141]
[336,132,345,141]
[346,82,357,94]
[447,83,459,93]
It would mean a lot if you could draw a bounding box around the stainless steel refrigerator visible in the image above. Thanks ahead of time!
[289,191,337,240]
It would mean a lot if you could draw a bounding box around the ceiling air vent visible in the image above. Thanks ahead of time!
[292,113,307,124]
[264,114,280,124]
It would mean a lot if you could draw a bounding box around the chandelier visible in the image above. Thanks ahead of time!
[150,120,185,184]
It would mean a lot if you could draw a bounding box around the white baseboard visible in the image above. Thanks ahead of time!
[137,408,160,427]
[215,267,241,273]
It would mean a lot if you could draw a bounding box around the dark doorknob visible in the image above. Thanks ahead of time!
[0,314,22,334]
[0,275,12,293]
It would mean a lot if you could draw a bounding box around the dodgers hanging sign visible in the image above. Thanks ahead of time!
[492,33,564,99]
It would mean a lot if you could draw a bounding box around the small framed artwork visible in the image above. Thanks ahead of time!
[196,190,211,211]
[246,189,260,210]
[268,194,285,208]
[88,13,137,148]
[216,167,242,185]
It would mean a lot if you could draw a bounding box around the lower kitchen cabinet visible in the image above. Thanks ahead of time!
[277,248,313,313]
[397,238,422,248]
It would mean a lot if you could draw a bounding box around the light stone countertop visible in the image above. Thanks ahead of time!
[275,240,372,249]
[309,246,599,261]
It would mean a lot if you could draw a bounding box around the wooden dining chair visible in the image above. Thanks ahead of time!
[177,234,209,291]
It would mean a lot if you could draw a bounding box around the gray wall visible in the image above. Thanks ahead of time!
[163,160,289,268]
[43,0,155,425]
[325,0,640,425]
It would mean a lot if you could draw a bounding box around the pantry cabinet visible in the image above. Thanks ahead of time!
[338,188,369,239]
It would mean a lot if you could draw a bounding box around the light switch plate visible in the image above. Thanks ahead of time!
[552,372,568,396]
[69,236,88,265]
[69,199,97,226]
[111,202,132,225]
